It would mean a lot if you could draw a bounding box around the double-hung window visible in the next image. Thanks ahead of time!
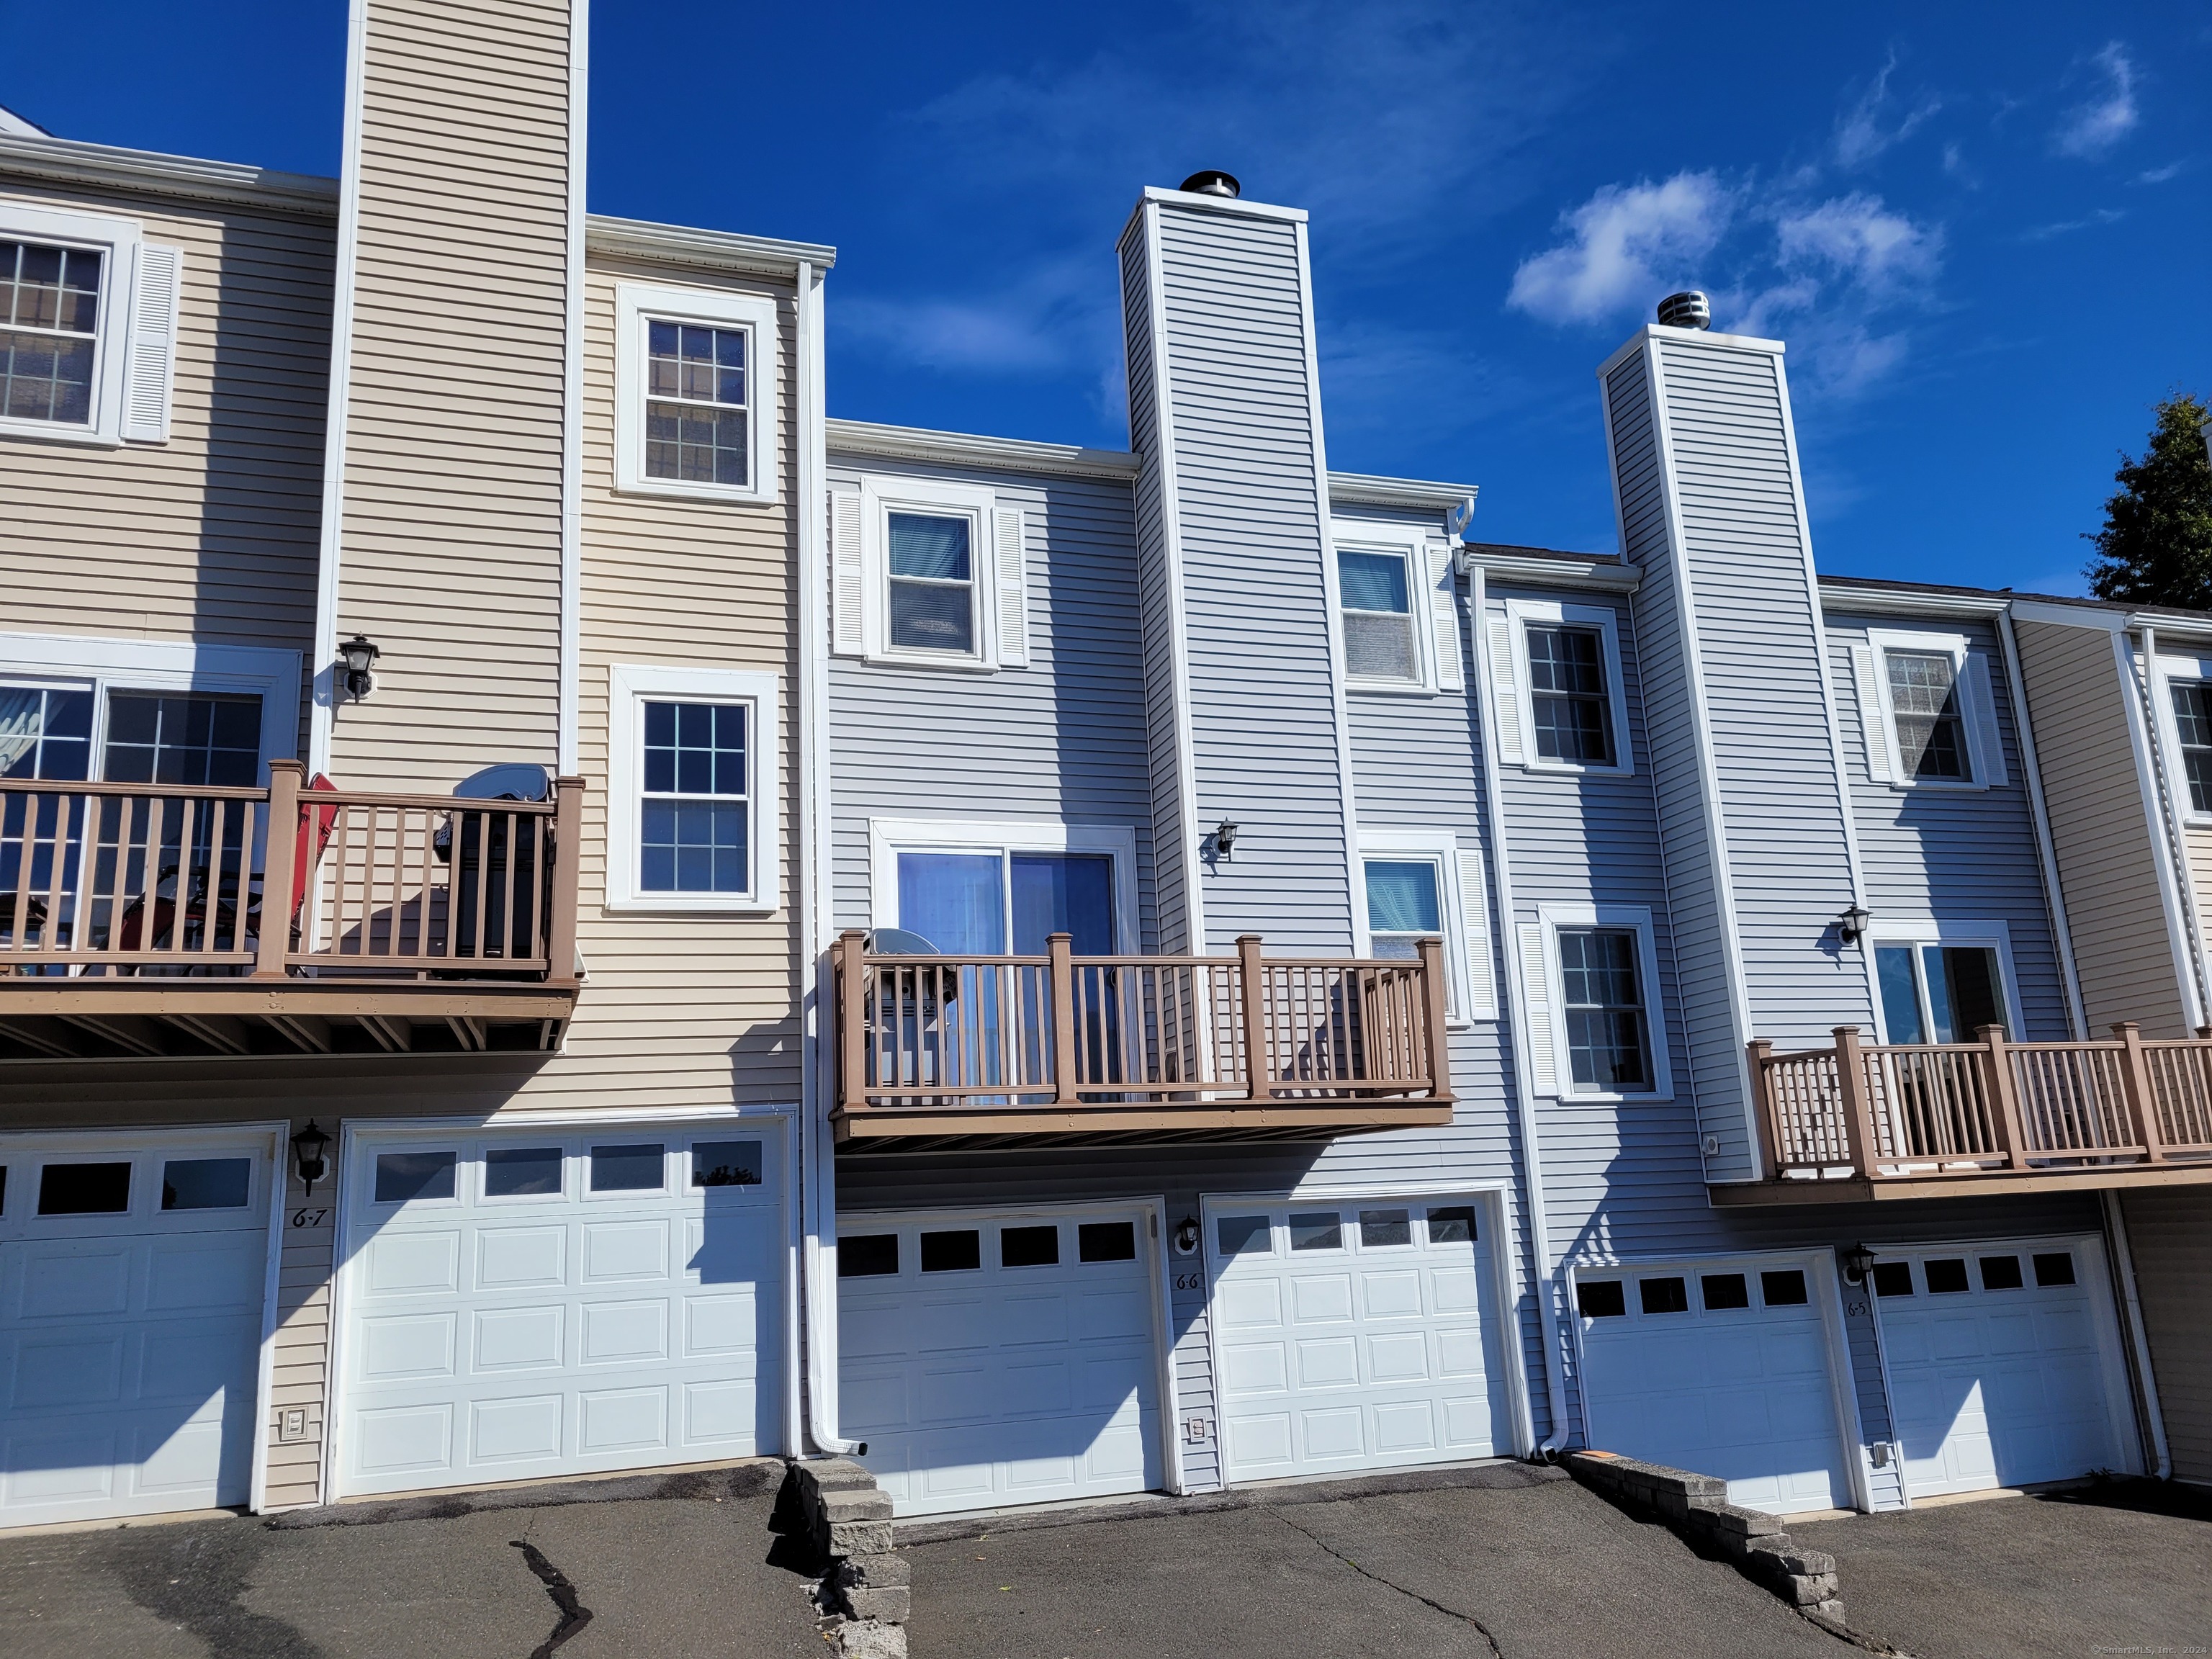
[1334,528,1463,696]
[0,204,179,447]
[834,477,1025,671]
[1490,600,1632,775]
[1338,549,1419,684]
[607,664,780,912]
[1527,624,1614,765]
[1854,630,2007,788]
[1364,859,1442,959]
[2172,680,2212,815]
[614,284,779,505]
[1872,929,2017,1043]
[1524,906,1670,1098]
[1358,836,1496,1022]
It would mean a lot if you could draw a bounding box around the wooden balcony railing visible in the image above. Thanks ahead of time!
[0,761,583,1058]
[1745,1022,2212,1195]
[831,930,1455,1143]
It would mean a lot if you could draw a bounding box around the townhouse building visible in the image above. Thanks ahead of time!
[2,0,2204,1538]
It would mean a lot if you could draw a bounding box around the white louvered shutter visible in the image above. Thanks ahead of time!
[1965,652,2009,786]
[830,490,866,656]
[1851,643,1894,783]
[120,242,183,443]
[1456,843,1498,1020]
[1517,922,1557,1092]
[1429,542,1464,691]
[1487,617,1526,763]
[993,507,1029,667]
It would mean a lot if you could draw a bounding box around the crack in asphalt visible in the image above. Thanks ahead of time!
[1261,1506,1506,1658]
[510,1539,594,1658]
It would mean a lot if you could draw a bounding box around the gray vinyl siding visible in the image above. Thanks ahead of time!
[824,453,1153,941]
[1827,613,2072,1040]
[1605,349,1753,1179]
[2120,1188,2212,1483]
[1137,202,1354,951]
[1120,225,1195,954]
[1653,338,1869,1053]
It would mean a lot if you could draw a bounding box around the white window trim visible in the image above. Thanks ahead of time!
[866,817,1141,952]
[0,629,299,781]
[855,475,1005,672]
[606,662,781,914]
[1334,523,1440,696]
[2150,652,2212,826]
[1506,599,1634,777]
[1864,918,2028,1043]
[1357,830,1484,1026]
[1537,902,1674,1101]
[1863,628,2000,791]
[0,202,145,449]
[612,282,781,506]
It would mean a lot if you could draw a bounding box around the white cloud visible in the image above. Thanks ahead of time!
[1505,171,1732,325]
[835,256,1104,375]
[2053,42,2139,158]
[1834,52,1939,168]
[2019,207,2126,242]
[2134,161,2184,185]
[1776,194,1943,291]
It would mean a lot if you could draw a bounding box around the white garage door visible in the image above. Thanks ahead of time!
[1209,1197,1509,1484]
[839,1206,1164,1517]
[0,1131,273,1527]
[1873,1238,2131,1501]
[1575,1254,1851,1514]
[337,1125,782,1498]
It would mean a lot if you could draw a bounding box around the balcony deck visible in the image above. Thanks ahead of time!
[830,930,1455,1150]
[1717,1022,2212,1205]
[1,762,583,1059]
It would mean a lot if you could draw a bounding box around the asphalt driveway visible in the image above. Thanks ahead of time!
[1795,1477,2212,1659]
[0,1460,823,1659]
[899,1462,1845,1659]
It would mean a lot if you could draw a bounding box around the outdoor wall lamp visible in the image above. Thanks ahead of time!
[1172,1215,1202,1256]
[338,634,381,699]
[292,1119,331,1197]
[1208,819,1239,859]
[1835,904,1873,945]
[1841,1243,1878,1285]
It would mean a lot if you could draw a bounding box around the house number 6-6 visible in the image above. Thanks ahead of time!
[1173,1271,1205,1292]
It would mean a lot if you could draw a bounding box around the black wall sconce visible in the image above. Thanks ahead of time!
[1207,819,1238,860]
[292,1119,331,1197]
[1835,903,1872,945]
[1172,1215,1202,1256]
[1841,1242,1877,1285]
[338,634,381,700]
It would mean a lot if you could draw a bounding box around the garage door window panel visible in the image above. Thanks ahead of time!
[1701,1273,1750,1311]
[691,1141,763,1188]
[1426,1205,1476,1244]
[920,1229,981,1272]
[2033,1251,2074,1287]
[1218,1214,1272,1257]
[1872,1262,1914,1297]
[1000,1225,1058,1267]
[1577,1279,1627,1318]
[1761,1270,1809,1306]
[1638,1276,1689,1315]
[483,1146,563,1200]
[1359,1209,1413,1249]
[1978,1254,2023,1290]
[1077,1220,1136,1263]
[1288,1211,1343,1252]
[160,1158,249,1211]
[38,1161,130,1215]
[373,1150,455,1205]
[1925,1258,1971,1294]
[589,1144,665,1195]
[840,1233,899,1277]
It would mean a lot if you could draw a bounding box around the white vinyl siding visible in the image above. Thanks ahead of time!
[612,284,780,505]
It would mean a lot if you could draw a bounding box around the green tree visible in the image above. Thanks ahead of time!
[2084,393,2212,607]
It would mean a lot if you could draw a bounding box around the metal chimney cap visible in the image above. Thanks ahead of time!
[1179,170,1241,199]
[1657,290,1712,331]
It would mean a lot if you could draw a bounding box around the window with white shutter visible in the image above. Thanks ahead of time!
[1486,616,1526,764]
[1532,905,1675,1100]
[1429,542,1465,692]
[1517,923,1557,1092]
[830,490,866,656]
[993,508,1029,667]
[1455,841,1497,1020]
[1491,600,1633,776]
[1863,629,2007,791]
[1331,523,1462,696]
[1359,832,1493,1025]
[850,474,1019,673]
[0,203,145,447]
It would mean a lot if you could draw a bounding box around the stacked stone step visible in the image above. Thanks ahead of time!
[1563,1450,1845,1625]
[787,1458,910,1658]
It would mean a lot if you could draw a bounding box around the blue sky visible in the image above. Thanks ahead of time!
[4,1,2207,593]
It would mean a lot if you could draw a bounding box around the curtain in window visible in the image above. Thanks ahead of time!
[896,852,1005,954]
[0,685,42,775]
[1364,860,1441,935]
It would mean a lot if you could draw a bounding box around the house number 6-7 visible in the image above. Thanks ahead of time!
[291,1208,330,1228]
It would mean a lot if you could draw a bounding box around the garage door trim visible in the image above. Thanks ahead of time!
[0,1120,289,1519]
[328,1108,797,1501]
[1567,1246,1869,1513]
[837,1195,1182,1501]
[1200,1182,1537,1470]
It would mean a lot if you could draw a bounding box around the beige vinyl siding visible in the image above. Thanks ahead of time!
[2013,619,2190,1035]
[2120,1188,2212,1483]
[267,1153,337,1509]
[549,256,802,1110]
[0,174,333,750]
[2187,827,2212,984]
[326,0,576,791]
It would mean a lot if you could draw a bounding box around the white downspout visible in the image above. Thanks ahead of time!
[793,261,861,1458]
[1470,565,1573,1455]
